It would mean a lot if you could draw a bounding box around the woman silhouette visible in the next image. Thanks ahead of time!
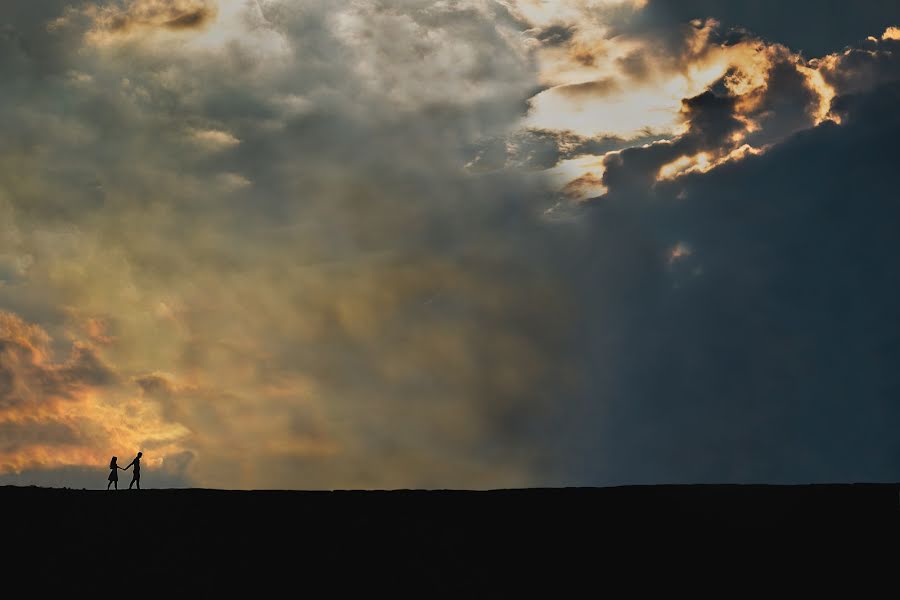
[107,456,123,490]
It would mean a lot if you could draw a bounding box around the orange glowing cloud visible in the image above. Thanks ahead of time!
[65,0,218,45]
[562,171,607,200]
[518,13,842,196]
[657,144,764,181]
[0,311,188,476]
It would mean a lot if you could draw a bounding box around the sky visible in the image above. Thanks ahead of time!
[1,0,899,490]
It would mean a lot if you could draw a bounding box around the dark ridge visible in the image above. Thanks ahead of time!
[6,484,897,591]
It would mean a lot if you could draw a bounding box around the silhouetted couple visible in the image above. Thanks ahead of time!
[108,452,142,490]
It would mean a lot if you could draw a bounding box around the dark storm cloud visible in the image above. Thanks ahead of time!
[545,79,900,485]
[536,24,576,47]
[817,37,900,95]
[639,0,900,56]
[474,129,668,172]
[599,88,743,191]
[742,58,820,145]
[598,50,823,194]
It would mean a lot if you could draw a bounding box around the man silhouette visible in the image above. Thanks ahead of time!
[124,452,143,490]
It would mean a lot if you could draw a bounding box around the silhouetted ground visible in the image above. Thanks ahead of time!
[4,484,898,592]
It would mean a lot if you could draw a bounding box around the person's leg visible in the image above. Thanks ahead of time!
[107,481,112,490]
[129,476,135,489]
[136,477,140,490]
[114,481,118,490]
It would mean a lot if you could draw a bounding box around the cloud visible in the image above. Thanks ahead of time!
[638,1,900,56]
[815,37,900,97]
[80,0,217,44]
[520,14,835,173]
[0,0,579,489]
[595,49,823,193]
[535,24,576,47]
[553,79,900,484]
[562,171,606,200]
[0,311,188,475]
[0,311,115,412]
[556,77,622,98]
[191,128,241,150]
[512,11,900,200]
[2,0,900,490]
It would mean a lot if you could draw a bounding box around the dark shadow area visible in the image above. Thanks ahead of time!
[4,484,897,592]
